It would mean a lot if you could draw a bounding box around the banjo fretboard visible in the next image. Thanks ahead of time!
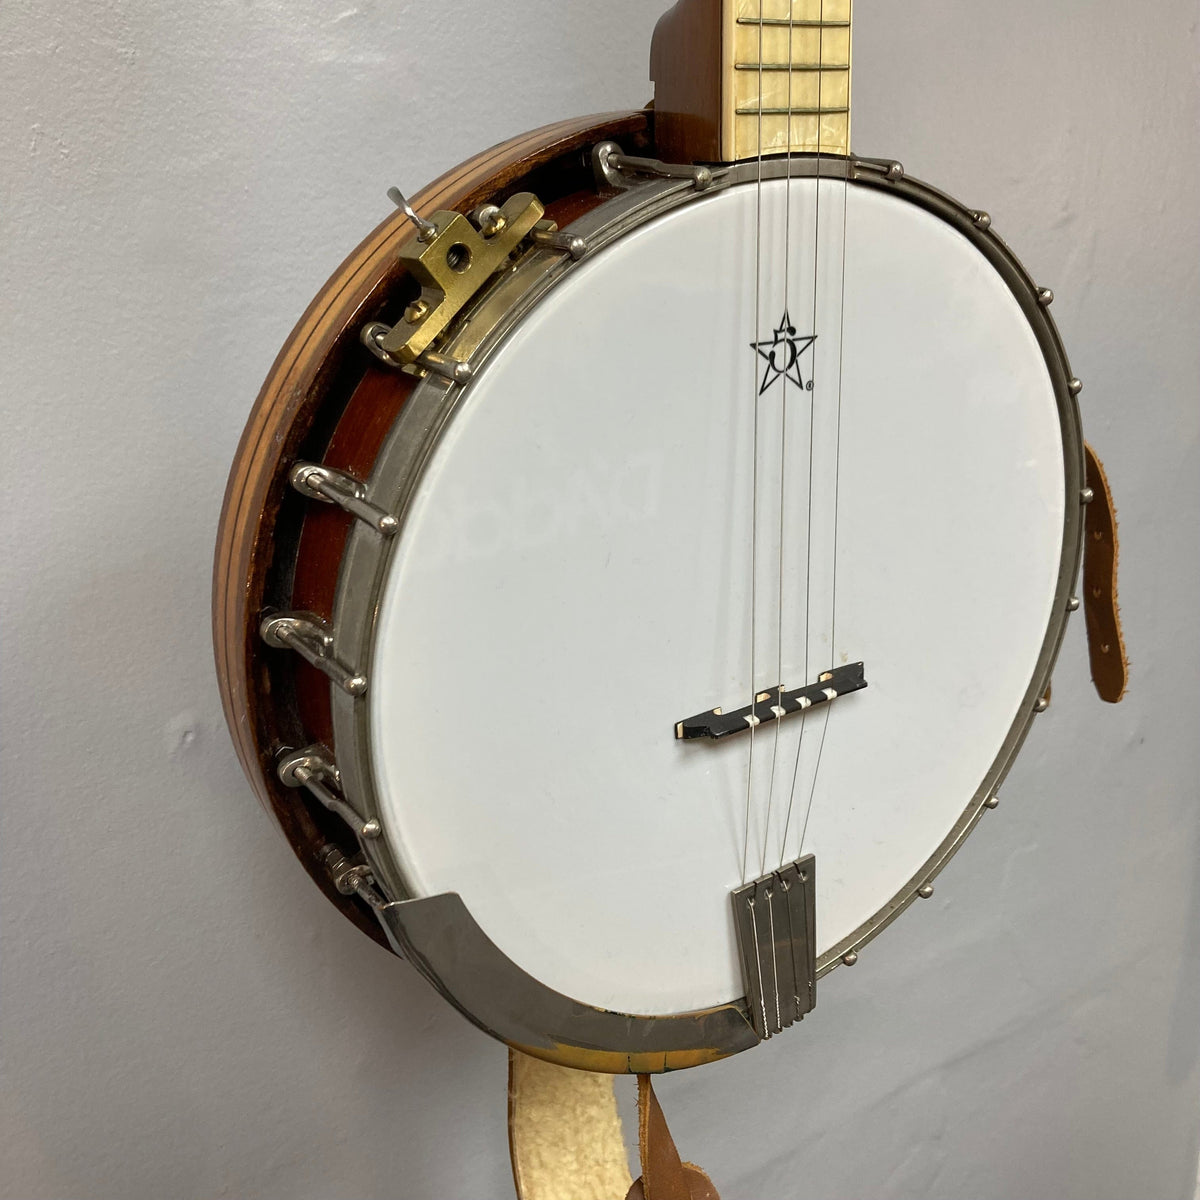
[725,0,853,159]
[652,0,853,164]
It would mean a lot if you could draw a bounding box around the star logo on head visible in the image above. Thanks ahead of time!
[750,312,816,397]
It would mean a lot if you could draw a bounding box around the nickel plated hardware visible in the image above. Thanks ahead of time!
[289,462,398,536]
[387,184,438,242]
[591,141,723,192]
[852,156,905,183]
[735,106,850,116]
[676,662,867,741]
[734,16,850,26]
[474,200,589,259]
[732,856,816,1041]
[360,322,474,383]
[528,225,588,260]
[278,746,382,841]
[320,845,387,907]
[733,62,850,72]
[260,612,367,697]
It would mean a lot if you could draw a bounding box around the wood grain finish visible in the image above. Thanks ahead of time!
[725,0,852,159]
[213,111,651,947]
[651,0,723,164]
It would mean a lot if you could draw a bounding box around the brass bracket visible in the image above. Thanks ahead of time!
[378,192,548,366]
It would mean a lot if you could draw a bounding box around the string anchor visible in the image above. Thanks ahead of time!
[732,855,816,1040]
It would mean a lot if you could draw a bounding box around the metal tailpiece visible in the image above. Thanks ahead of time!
[373,189,549,368]
[732,855,816,1040]
[592,141,722,192]
[290,462,398,536]
[260,612,367,697]
[279,747,382,840]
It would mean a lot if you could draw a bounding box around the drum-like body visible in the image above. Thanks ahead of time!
[215,116,1084,1070]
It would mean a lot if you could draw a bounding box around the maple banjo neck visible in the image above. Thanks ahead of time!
[214,0,1116,1075]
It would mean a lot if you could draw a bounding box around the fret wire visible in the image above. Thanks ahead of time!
[734,63,850,71]
[735,106,850,115]
[736,17,850,26]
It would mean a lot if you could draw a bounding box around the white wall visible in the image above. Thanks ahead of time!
[1,2,1198,1197]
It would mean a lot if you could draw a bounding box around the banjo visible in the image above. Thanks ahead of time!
[214,0,1125,1183]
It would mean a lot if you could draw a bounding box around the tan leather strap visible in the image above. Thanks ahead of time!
[508,1050,633,1200]
[625,1076,720,1200]
[1082,443,1128,702]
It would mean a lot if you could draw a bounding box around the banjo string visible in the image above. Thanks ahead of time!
[777,0,827,865]
[742,3,768,886]
[760,0,800,875]
[792,0,851,863]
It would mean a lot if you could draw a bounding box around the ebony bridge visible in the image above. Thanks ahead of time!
[675,662,867,741]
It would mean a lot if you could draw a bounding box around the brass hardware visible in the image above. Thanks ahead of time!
[378,192,548,367]
[404,299,430,324]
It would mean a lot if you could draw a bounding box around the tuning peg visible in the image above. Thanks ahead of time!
[387,185,438,243]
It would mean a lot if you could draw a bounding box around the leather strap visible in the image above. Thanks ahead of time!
[508,1050,633,1200]
[625,1076,720,1200]
[1082,443,1128,702]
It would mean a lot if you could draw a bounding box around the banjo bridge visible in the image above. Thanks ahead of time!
[733,855,816,1040]
[675,662,867,740]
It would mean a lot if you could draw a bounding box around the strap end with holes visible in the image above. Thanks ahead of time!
[1082,443,1128,702]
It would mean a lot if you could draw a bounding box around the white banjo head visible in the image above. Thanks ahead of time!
[328,160,1082,1064]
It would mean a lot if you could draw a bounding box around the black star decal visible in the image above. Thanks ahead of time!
[750,312,816,397]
